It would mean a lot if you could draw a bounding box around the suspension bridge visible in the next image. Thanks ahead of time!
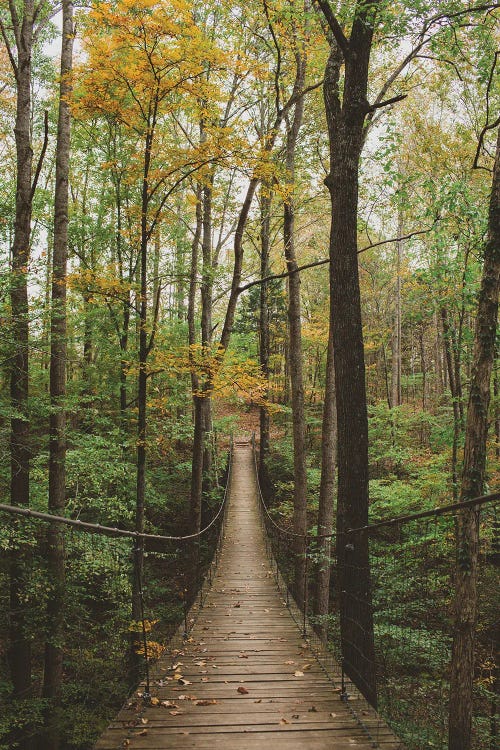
[0,436,497,749]
[95,439,400,749]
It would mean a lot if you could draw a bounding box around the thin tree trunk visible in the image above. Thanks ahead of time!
[448,126,500,750]
[441,307,462,501]
[284,51,308,605]
[259,185,271,486]
[189,185,203,533]
[391,220,403,408]
[42,3,73,748]
[313,329,336,640]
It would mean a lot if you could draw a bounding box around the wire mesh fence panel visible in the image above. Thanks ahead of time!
[0,445,232,750]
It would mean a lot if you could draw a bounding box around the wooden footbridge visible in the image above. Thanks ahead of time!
[95,441,402,749]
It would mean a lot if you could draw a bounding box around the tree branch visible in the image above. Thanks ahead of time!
[0,16,18,77]
[30,109,49,202]
[237,224,438,293]
[473,50,500,170]
[314,0,349,56]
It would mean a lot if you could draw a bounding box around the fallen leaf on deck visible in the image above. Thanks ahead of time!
[284,660,295,665]
[294,671,304,677]
[178,678,192,685]
[302,664,312,671]
[161,701,178,708]
[237,686,249,694]
[254,699,262,703]
[178,694,197,701]
[279,718,290,725]
[201,677,209,682]
[292,714,299,719]
[233,602,241,608]
[195,699,218,706]
[169,710,185,716]
[150,697,159,705]
[330,712,337,718]
[137,729,148,736]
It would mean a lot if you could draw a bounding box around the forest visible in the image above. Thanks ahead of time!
[0,0,498,748]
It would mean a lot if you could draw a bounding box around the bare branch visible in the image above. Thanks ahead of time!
[473,50,500,170]
[314,0,349,56]
[0,16,18,77]
[237,224,438,293]
[30,109,49,201]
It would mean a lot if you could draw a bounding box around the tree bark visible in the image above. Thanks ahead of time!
[391,220,403,408]
[321,9,378,705]
[41,3,74,748]
[313,329,336,640]
[259,186,271,484]
[283,46,308,606]
[7,4,35,744]
[448,126,500,750]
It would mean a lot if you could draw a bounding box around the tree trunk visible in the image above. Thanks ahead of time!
[392,222,403,408]
[313,329,336,640]
[259,186,271,487]
[41,3,74,747]
[284,52,308,605]
[189,185,203,532]
[441,307,462,501]
[448,127,500,750]
[322,16,377,705]
[8,4,35,745]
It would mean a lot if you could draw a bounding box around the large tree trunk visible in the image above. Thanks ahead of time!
[448,127,500,750]
[7,4,35,745]
[42,3,74,748]
[313,329,336,640]
[322,17,377,705]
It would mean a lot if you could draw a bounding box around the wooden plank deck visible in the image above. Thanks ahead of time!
[95,441,402,749]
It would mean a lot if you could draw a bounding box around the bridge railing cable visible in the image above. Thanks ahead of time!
[251,433,499,750]
[0,438,233,750]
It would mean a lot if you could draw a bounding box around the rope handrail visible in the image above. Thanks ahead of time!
[347,490,500,534]
[251,432,498,537]
[0,439,233,543]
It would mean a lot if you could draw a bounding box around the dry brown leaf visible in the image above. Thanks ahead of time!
[169,710,185,716]
[150,697,159,705]
[237,686,249,694]
[195,699,218,706]
[279,718,289,725]
[254,699,262,704]
[284,660,295,665]
[178,678,192,685]
[292,714,299,719]
[294,671,304,677]
[239,653,249,659]
[302,664,312,671]
[178,694,197,701]
[201,677,209,682]
[161,701,178,708]
[137,729,148,736]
